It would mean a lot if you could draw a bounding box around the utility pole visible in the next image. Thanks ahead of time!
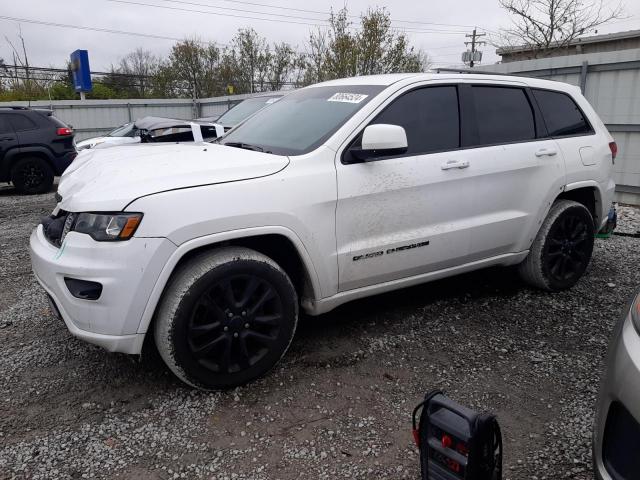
[463,28,486,68]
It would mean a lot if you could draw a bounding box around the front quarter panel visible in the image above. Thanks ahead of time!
[128,146,339,300]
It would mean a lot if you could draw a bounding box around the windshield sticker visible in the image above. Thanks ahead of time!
[328,92,368,104]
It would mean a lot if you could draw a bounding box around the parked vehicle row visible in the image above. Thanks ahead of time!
[2,95,282,194]
[31,73,616,393]
[196,94,282,131]
[75,116,224,151]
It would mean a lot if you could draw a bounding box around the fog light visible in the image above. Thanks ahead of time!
[64,277,103,300]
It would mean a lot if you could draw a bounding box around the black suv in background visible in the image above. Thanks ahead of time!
[0,107,76,194]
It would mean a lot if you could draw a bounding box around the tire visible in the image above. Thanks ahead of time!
[518,200,595,291]
[11,156,54,194]
[154,247,298,390]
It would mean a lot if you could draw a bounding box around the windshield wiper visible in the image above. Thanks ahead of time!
[223,142,264,152]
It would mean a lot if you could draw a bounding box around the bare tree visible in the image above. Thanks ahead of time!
[117,48,159,97]
[497,0,624,57]
[4,28,57,100]
[5,27,34,94]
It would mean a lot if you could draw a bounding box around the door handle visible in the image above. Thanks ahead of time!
[0,136,16,141]
[535,148,557,157]
[441,159,470,170]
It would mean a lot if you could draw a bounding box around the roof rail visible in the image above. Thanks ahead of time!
[0,106,31,110]
[434,67,517,76]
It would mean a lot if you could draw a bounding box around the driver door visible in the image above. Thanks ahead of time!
[335,84,477,292]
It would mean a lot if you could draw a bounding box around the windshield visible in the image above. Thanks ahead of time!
[220,85,384,155]
[107,122,136,137]
[217,96,280,127]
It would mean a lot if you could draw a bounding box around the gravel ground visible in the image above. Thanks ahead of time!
[1,185,639,480]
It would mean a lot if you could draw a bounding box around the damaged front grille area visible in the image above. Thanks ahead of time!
[41,210,71,247]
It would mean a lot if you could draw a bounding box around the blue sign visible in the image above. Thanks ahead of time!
[70,49,92,92]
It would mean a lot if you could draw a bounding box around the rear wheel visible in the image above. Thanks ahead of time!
[11,156,54,194]
[154,247,298,390]
[518,200,595,291]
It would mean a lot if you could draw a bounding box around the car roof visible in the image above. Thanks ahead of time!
[310,72,581,95]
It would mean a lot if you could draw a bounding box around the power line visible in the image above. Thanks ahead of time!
[107,0,471,34]
[0,15,207,44]
[2,65,301,87]
[0,14,479,67]
[155,0,486,30]
[4,64,153,78]
[108,0,331,27]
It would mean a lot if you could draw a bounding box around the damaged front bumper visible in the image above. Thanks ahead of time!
[29,224,176,354]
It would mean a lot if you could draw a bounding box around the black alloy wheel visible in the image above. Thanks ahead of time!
[542,202,594,289]
[11,157,54,194]
[544,213,590,283]
[154,247,298,390]
[21,163,45,189]
[518,200,595,291]
[187,274,283,374]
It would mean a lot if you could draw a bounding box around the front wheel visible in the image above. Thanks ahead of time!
[518,200,595,291]
[154,247,298,390]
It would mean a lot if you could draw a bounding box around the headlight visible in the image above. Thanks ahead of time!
[632,290,640,335]
[63,212,143,242]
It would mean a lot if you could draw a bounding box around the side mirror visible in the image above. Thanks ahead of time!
[349,124,408,162]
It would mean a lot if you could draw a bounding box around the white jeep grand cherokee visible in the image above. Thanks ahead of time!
[31,73,616,389]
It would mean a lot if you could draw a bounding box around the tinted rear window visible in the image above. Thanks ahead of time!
[370,86,460,155]
[532,89,592,137]
[46,114,70,129]
[8,114,37,131]
[471,86,535,146]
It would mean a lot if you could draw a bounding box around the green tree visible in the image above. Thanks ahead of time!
[304,7,428,85]
[162,38,223,99]
[223,28,271,94]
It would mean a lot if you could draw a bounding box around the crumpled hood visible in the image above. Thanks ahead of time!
[57,143,289,212]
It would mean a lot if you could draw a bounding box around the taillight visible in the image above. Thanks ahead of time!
[609,141,617,164]
[57,127,73,136]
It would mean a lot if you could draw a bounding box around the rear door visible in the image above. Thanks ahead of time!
[530,88,601,184]
[461,83,566,260]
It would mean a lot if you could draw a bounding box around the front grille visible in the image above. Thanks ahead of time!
[602,401,640,479]
[41,210,69,247]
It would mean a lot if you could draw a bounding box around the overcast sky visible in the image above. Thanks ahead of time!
[1,0,639,71]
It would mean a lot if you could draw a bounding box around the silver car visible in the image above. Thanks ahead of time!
[593,288,640,479]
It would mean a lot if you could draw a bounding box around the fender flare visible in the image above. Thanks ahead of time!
[563,179,601,193]
[135,225,323,334]
[1,146,55,179]
[563,180,604,225]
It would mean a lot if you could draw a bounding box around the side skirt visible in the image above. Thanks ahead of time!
[301,251,529,316]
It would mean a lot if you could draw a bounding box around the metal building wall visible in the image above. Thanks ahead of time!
[477,48,640,205]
